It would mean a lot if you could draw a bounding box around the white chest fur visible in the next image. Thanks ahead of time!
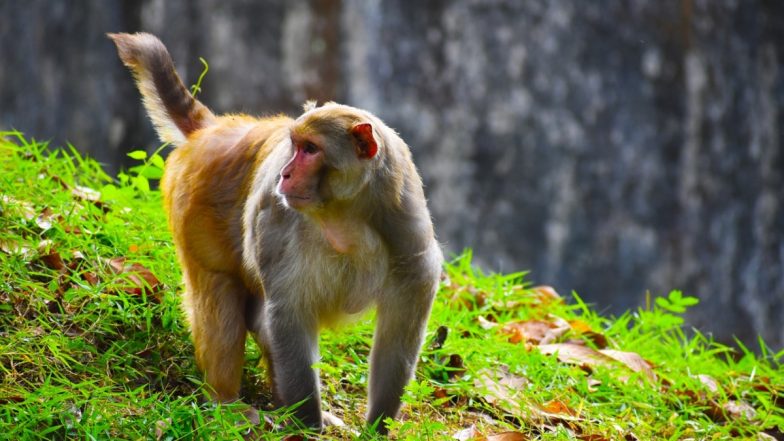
[272,218,388,323]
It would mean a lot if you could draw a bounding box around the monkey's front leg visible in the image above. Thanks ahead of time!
[367,291,434,433]
[265,302,323,430]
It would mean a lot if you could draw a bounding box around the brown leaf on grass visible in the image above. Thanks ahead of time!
[432,386,468,409]
[434,387,449,400]
[64,326,85,338]
[64,251,100,285]
[81,271,100,286]
[749,376,784,408]
[502,319,570,345]
[46,174,70,190]
[69,183,108,212]
[526,398,583,426]
[453,424,480,440]
[567,319,609,349]
[568,319,592,333]
[578,435,611,441]
[599,350,656,381]
[722,400,756,421]
[63,225,88,235]
[498,285,563,311]
[0,394,25,405]
[530,285,562,303]
[446,353,466,379]
[580,331,608,349]
[704,398,757,423]
[539,344,657,381]
[484,432,528,441]
[105,257,162,300]
[450,286,488,310]
[1,195,36,220]
[155,418,172,440]
[473,365,528,413]
[38,250,67,272]
[34,207,56,232]
[540,399,577,417]
[0,239,33,258]
[538,343,615,370]
[429,325,449,350]
[71,184,100,202]
[696,374,720,394]
[478,315,499,330]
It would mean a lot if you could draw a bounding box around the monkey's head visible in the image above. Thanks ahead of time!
[276,103,381,212]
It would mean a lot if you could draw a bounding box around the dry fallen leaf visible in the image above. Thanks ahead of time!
[502,319,569,345]
[540,399,577,417]
[0,239,33,258]
[568,319,593,333]
[578,435,611,441]
[538,343,615,370]
[478,315,499,330]
[484,432,528,441]
[39,250,67,272]
[71,184,101,202]
[1,195,36,220]
[34,207,56,232]
[530,285,562,303]
[566,318,609,348]
[453,424,480,440]
[81,271,100,286]
[696,374,720,393]
[429,325,449,350]
[105,257,162,299]
[539,344,657,382]
[446,353,466,379]
[474,365,528,414]
[722,400,756,421]
[450,286,488,310]
[154,418,172,440]
[599,349,656,381]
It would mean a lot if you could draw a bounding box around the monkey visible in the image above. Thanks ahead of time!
[109,32,442,434]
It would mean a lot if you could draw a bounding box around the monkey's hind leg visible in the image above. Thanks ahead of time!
[182,268,249,403]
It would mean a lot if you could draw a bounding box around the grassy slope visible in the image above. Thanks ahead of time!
[0,133,781,440]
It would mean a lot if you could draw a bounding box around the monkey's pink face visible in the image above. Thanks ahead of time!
[277,135,325,210]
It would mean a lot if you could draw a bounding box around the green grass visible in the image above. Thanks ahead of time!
[1,132,782,440]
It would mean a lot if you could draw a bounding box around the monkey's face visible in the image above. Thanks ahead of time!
[277,133,326,210]
[277,108,380,212]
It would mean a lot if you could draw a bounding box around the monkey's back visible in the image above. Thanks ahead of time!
[162,114,292,277]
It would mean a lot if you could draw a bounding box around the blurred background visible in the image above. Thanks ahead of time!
[1,0,782,349]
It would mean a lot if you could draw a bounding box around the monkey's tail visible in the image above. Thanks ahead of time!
[109,32,215,146]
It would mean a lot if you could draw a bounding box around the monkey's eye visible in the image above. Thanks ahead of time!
[301,142,319,155]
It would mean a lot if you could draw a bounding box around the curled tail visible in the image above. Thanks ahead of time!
[109,32,215,146]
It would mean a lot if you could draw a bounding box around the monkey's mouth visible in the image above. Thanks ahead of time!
[280,193,313,210]
[283,194,311,203]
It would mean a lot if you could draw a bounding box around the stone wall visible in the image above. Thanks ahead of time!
[1,0,781,348]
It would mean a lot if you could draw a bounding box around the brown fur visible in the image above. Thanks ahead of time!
[110,32,442,433]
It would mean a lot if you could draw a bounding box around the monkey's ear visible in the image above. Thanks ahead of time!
[350,123,378,160]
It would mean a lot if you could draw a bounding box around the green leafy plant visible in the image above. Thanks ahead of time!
[655,289,699,314]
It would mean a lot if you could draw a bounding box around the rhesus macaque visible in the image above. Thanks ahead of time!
[109,32,442,433]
